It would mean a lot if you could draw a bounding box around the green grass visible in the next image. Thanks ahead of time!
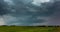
[0,26,57,32]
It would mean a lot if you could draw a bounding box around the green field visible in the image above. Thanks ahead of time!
[0,26,57,32]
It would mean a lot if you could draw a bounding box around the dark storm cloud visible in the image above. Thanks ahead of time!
[14,0,60,25]
[8,0,51,25]
[1,0,60,26]
[0,0,15,16]
[0,0,17,25]
[0,0,10,15]
[12,0,53,16]
[47,0,60,25]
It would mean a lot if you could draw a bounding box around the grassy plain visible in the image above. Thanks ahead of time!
[0,26,57,32]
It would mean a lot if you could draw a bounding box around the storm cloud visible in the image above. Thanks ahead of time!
[0,0,8,15]
[0,0,60,26]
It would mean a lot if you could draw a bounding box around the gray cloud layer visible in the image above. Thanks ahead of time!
[0,0,60,26]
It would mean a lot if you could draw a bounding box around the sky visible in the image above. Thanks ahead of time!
[0,0,60,26]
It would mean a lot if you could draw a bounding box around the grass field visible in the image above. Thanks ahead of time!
[0,26,58,32]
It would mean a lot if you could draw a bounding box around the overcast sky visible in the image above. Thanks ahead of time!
[0,0,60,26]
